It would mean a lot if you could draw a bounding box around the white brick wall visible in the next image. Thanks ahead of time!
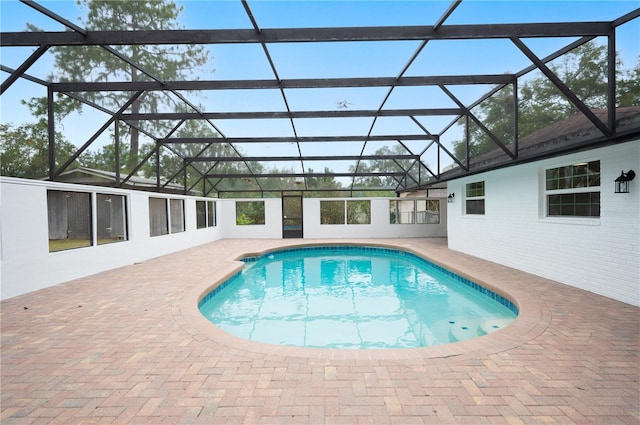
[447,140,640,306]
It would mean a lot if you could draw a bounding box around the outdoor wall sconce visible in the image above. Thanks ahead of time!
[614,170,635,194]
[447,193,455,203]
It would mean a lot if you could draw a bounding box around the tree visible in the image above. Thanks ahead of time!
[453,41,640,160]
[0,120,78,178]
[453,84,514,160]
[29,0,210,170]
[305,167,343,194]
[349,144,422,192]
[82,135,132,172]
[618,59,640,107]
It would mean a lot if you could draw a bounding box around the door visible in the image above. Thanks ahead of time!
[282,195,303,238]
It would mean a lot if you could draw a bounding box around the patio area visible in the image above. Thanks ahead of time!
[1,238,638,424]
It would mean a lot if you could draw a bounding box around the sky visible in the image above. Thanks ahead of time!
[1,0,639,176]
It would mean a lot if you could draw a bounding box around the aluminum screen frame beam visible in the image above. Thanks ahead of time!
[186,154,420,162]
[160,135,439,144]
[1,22,613,46]
[119,108,465,121]
[48,75,516,92]
[205,172,407,179]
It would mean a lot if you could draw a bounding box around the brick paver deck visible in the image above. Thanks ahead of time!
[1,238,638,424]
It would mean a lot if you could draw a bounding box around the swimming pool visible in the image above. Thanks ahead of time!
[198,245,518,349]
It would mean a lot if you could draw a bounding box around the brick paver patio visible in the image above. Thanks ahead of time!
[1,238,638,424]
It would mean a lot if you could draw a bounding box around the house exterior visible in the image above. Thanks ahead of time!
[442,109,640,306]
[55,166,188,194]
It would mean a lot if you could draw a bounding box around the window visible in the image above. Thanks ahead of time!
[196,200,207,229]
[207,201,216,227]
[465,181,485,215]
[236,201,265,225]
[545,161,600,217]
[170,199,185,233]
[196,200,216,229]
[389,200,415,224]
[47,190,92,252]
[97,194,127,245]
[320,200,345,224]
[149,197,168,236]
[416,200,440,224]
[390,199,440,224]
[346,200,371,224]
[320,200,371,225]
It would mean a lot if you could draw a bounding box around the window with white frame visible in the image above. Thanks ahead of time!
[465,181,485,215]
[47,190,92,252]
[236,201,265,225]
[170,199,185,233]
[149,197,168,236]
[320,200,371,225]
[196,200,207,229]
[416,199,440,224]
[545,160,600,218]
[196,200,216,229]
[207,201,216,227]
[346,200,371,224]
[97,193,128,244]
[389,200,415,224]
[390,199,440,224]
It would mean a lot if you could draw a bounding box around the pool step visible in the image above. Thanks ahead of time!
[446,318,509,343]
[478,319,510,335]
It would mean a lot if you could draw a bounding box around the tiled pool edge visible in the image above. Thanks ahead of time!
[179,241,550,361]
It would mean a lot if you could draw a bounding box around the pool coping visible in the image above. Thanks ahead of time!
[178,241,551,361]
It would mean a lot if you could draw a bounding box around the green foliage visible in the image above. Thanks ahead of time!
[452,41,640,161]
[350,145,410,188]
[320,200,345,224]
[27,0,211,169]
[618,59,640,107]
[235,201,265,225]
[20,96,83,124]
[0,120,78,178]
[346,200,371,224]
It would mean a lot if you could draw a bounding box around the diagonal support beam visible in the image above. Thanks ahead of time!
[410,116,468,173]
[439,84,516,160]
[0,45,49,95]
[19,0,87,35]
[511,36,611,137]
[54,91,145,178]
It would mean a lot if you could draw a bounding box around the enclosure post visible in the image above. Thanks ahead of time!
[155,140,161,191]
[465,115,470,169]
[436,135,440,179]
[607,28,616,132]
[47,86,56,180]
[513,79,519,158]
[91,193,97,247]
[183,161,188,195]
[115,120,120,186]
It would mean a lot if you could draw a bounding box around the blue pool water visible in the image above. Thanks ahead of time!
[199,246,517,349]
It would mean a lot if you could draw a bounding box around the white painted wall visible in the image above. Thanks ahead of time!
[1,179,447,300]
[217,198,283,239]
[303,198,447,239]
[0,178,222,300]
[447,140,640,306]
